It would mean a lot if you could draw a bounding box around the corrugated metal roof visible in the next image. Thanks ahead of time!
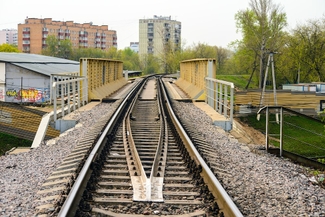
[0,52,79,76]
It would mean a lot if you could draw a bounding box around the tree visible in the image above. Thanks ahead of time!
[141,54,161,74]
[191,42,216,58]
[57,39,72,59]
[71,47,107,61]
[42,35,72,59]
[276,18,325,84]
[235,0,287,88]
[215,46,233,74]
[293,19,325,82]
[0,43,20,52]
[120,48,141,70]
[41,35,58,56]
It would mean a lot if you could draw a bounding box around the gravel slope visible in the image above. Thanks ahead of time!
[0,102,118,217]
[173,101,325,217]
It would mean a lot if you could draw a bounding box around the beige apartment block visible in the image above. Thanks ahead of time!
[18,18,117,54]
[139,15,181,57]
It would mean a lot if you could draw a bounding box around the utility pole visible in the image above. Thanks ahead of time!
[259,37,265,89]
[257,51,278,122]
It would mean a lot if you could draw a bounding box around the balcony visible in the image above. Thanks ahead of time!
[23,28,30,34]
[23,35,30,40]
[42,34,48,40]
[79,31,88,37]
[42,28,48,33]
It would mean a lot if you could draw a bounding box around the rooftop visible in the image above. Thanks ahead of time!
[0,53,79,76]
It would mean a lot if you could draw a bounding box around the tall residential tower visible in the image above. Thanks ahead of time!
[139,15,181,57]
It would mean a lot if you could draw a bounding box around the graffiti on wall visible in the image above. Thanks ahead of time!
[6,88,50,103]
[0,88,4,101]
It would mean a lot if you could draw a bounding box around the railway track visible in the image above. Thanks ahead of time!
[36,76,242,217]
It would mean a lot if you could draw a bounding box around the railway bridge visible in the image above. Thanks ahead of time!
[30,57,235,148]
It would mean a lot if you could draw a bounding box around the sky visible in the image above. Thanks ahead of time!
[0,0,324,50]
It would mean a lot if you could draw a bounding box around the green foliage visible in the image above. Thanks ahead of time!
[0,43,20,52]
[240,114,325,157]
[141,54,161,74]
[282,20,325,83]
[121,48,141,71]
[71,47,106,60]
[41,35,72,59]
[233,0,287,88]
[216,74,259,89]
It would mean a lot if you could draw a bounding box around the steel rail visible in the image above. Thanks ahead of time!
[159,77,243,217]
[58,78,145,217]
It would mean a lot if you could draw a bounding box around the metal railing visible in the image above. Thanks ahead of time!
[50,74,88,121]
[257,106,325,169]
[205,77,234,129]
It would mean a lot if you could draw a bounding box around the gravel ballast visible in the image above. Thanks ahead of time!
[172,101,325,217]
[0,102,119,217]
[0,100,324,216]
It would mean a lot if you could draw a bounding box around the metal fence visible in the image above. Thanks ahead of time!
[205,77,234,129]
[50,73,88,121]
[257,106,325,169]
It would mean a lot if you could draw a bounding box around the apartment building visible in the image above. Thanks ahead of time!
[130,42,139,53]
[18,18,117,54]
[0,29,18,45]
[139,15,181,57]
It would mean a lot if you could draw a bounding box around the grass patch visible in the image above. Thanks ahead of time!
[239,113,325,158]
[216,74,259,90]
[0,132,32,156]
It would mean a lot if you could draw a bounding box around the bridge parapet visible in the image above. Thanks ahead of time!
[175,58,216,101]
[174,58,234,130]
[80,58,127,101]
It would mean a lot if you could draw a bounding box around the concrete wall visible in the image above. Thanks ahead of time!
[4,63,50,103]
